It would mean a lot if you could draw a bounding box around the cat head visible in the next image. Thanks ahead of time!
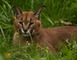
[12,5,43,36]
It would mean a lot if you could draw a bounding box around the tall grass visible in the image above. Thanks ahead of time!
[0,0,77,60]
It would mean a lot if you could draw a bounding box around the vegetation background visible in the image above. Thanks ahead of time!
[0,0,77,60]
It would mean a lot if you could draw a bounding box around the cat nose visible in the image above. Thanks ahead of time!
[24,29,27,33]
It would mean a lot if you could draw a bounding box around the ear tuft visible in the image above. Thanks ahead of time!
[12,5,22,18]
[34,6,44,19]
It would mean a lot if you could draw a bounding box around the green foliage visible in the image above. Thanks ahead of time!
[0,0,77,60]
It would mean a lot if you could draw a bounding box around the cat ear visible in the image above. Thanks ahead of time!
[12,5,22,18]
[34,6,43,19]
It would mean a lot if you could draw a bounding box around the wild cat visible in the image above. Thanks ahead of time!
[12,5,77,52]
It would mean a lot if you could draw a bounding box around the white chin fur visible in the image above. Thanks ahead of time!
[23,34,30,37]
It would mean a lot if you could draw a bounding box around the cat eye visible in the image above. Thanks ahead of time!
[29,22,34,25]
[28,22,34,26]
[19,21,23,25]
[29,19,34,25]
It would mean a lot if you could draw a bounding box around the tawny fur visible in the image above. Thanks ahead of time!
[13,6,77,52]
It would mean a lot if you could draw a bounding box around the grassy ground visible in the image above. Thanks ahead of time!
[0,0,77,60]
